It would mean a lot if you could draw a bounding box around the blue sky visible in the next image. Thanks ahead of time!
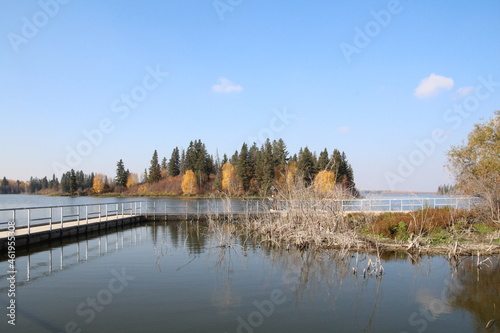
[1,0,499,191]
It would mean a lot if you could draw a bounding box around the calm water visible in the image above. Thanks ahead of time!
[0,195,498,332]
[0,195,262,227]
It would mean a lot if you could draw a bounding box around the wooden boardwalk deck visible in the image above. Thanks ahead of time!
[0,214,143,250]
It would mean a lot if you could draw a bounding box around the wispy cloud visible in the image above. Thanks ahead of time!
[455,86,475,97]
[414,73,454,98]
[212,77,243,93]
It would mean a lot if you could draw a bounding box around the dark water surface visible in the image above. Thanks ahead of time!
[0,219,499,333]
[0,195,498,332]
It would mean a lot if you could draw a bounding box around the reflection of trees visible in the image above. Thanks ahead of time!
[267,248,384,331]
[446,257,500,332]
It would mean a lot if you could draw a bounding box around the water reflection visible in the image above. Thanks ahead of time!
[0,225,148,293]
[1,221,499,332]
[446,257,500,332]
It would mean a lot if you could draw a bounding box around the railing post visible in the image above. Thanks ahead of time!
[27,208,31,235]
[77,206,80,226]
[60,207,64,229]
[99,205,102,222]
[105,204,108,222]
[185,201,188,220]
[49,207,52,231]
[86,205,89,225]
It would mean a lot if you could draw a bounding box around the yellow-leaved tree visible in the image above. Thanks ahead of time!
[314,170,336,194]
[126,173,138,188]
[221,162,241,194]
[286,161,299,186]
[182,170,199,195]
[92,174,106,194]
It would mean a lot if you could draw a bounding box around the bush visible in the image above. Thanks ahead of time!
[370,208,478,239]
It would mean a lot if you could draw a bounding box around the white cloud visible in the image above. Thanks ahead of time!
[455,86,475,97]
[338,126,351,133]
[414,73,454,98]
[212,77,243,93]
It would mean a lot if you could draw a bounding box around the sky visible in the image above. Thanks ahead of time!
[1,0,499,192]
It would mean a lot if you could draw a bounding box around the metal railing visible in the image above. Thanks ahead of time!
[0,197,481,235]
[274,197,480,212]
[0,201,144,231]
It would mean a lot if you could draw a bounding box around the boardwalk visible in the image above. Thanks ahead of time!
[0,197,479,250]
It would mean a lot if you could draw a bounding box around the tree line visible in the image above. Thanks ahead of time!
[138,138,358,196]
[3,138,358,197]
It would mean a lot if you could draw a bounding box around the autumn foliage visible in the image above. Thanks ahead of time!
[221,162,241,194]
[182,170,199,195]
[92,174,107,194]
[314,170,336,194]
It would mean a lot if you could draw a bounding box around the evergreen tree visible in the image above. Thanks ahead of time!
[168,147,180,176]
[184,140,212,187]
[230,150,239,165]
[261,139,275,192]
[179,149,186,175]
[148,150,162,184]
[316,148,330,171]
[272,138,288,166]
[115,159,128,188]
[161,157,167,170]
[69,169,77,195]
[298,147,316,185]
[61,172,69,193]
[238,143,252,192]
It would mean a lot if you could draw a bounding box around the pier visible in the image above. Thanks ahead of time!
[0,197,478,251]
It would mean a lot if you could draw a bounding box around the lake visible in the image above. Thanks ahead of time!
[0,195,498,332]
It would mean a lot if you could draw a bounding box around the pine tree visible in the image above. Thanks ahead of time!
[261,139,275,192]
[238,143,252,192]
[161,157,167,170]
[115,159,128,188]
[168,147,180,176]
[230,150,239,165]
[148,150,162,184]
[69,169,77,195]
[272,138,288,166]
[184,140,212,188]
[298,147,316,185]
[179,149,186,176]
[316,148,330,171]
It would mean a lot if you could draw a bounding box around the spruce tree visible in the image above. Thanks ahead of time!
[115,159,128,188]
[148,150,162,184]
[238,143,252,192]
[272,138,288,166]
[261,139,275,192]
[298,147,316,185]
[316,148,329,171]
[179,150,186,175]
[69,169,77,195]
[168,147,180,176]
